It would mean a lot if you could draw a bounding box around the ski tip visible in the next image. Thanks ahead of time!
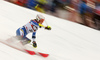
[25,49,36,55]
[38,52,49,57]
[25,49,49,57]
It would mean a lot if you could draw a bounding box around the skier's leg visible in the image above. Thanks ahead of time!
[16,28,31,45]
[16,28,25,40]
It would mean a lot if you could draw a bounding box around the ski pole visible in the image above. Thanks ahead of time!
[44,20,48,26]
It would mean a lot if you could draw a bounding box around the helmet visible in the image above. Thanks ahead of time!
[36,14,45,23]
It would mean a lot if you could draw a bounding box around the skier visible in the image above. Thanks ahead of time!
[16,14,51,48]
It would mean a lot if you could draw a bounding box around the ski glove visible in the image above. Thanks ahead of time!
[45,26,51,30]
[32,41,37,48]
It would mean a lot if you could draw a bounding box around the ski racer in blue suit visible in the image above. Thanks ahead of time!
[16,14,51,48]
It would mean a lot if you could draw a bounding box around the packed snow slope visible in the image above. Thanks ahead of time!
[0,0,100,60]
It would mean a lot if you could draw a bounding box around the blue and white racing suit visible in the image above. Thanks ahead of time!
[16,20,39,41]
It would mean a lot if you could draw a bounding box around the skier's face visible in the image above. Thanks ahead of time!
[39,19,44,24]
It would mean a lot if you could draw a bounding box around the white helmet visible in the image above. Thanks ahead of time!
[36,14,45,23]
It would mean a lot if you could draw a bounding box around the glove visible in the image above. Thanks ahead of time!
[45,26,51,30]
[32,41,37,48]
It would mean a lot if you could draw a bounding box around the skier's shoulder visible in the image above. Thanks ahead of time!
[30,19,39,26]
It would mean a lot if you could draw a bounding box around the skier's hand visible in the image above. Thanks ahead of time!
[32,41,37,48]
[45,26,51,30]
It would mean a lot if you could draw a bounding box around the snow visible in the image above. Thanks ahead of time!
[0,0,100,60]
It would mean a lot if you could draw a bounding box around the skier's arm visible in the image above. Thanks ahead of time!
[39,23,51,30]
[39,23,45,28]
[32,32,37,48]
[32,32,36,41]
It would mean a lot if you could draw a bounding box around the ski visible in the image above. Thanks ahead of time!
[25,49,49,57]
[0,38,49,58]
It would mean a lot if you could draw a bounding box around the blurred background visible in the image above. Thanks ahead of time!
[5,0,100,30]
